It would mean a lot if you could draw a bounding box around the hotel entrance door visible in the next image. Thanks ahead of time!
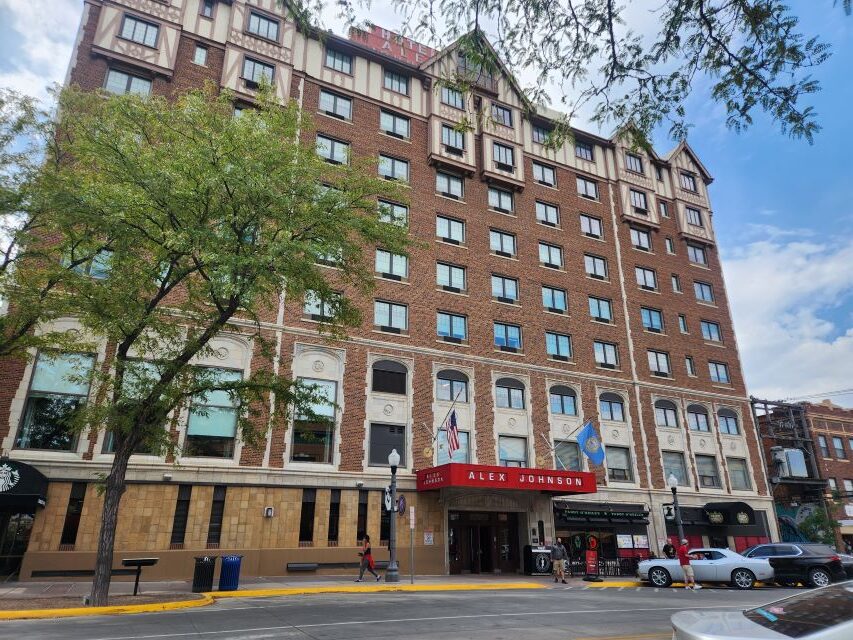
[448,511,519,574]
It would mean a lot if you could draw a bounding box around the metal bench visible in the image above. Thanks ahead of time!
[286,562,320,571]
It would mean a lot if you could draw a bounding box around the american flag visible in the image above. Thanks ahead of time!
[445,410,460,456]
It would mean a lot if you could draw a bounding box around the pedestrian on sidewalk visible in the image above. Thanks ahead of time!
[677,538,701,590]
[355,534,381,582]
[551,537,568,584]
[662,541,676,559]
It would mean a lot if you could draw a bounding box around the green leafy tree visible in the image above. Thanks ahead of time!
[798,507,840,545]
[22,84,408,606]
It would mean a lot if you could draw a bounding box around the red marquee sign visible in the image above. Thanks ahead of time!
[416,463,597,494]
[348,25,436,65]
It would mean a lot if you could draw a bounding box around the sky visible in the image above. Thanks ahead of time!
[0,0,850,406]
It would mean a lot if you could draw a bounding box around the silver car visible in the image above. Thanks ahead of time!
[637,547,773,589]
[671,581,853,639]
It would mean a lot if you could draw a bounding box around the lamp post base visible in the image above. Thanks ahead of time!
[384,562,400,583]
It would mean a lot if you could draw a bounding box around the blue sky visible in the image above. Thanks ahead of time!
[1,0,850,406]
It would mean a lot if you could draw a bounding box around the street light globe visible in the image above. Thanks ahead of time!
[388,449,401,468]
[667,473,679,489]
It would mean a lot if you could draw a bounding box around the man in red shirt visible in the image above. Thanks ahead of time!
[677,539,702,590]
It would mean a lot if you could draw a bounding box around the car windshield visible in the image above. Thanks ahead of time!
[743,583,853,638]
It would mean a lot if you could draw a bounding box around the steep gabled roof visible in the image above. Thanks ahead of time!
[665,140,714,183]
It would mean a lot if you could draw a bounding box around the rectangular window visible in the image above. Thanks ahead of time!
[379,155,409,182]
[554,441,581,471]
[542,285,567,313]
[356,490,368,542]
[594,340,618,368]
[437,262,466,291]
[242,57,274,85]
[600,395,624,421]
[550,391,577,416]
[844,479,853,494]
[685,207,703,227]
[709,361,730,384]
[319,90,352,120]
[546,332,572,359]
[728,458,752,490]
[533,162,556,186]
[316,135,349,164]
[589,296,613,323]
[104,69,152,96]
[577,176,599,200]
[584,254,608,279]
[441,124,464,152]
[491,104,512,127]
[688,243,708,266]
[817,435,829,457]
[499,436,527,467]
[436,215,465,243]
[607,446,633,482]
[688,409,710,432]
[659,201,669,218]
[678,314,688,333]
[185,368,242,458]
[539,242,563,268]
[575,140,594,161]
[60,482,87,548]
[630,228,651,251]
[437,430,470,464]
[663,452,689,486]
[384,69,409,94]
[206,485,226,547]
[16,352,95,451]
[630,189,648,212]
[719,412,740,435]
[375,249,408,279]
[696,455,721,488]
[832,436,846,459]
[303,291,339,320]
[625,153,643,174]
[380,110,410,139]
[436,171,463,199]
[491,274,518,302]
[656,404,678,428]
[193,44,208,66]
[694,281,714,302]
[247,11,279,41]
[636,266,658,290]
[701,320,722,342]
[368,424,406,467]
[494,322,522,351]
[441,86,464,109]
[121,15,159,47]
[327,489,341,545]
[379,200,408,226]
[437,312,467,341]
[169,484,192,547]
[437,375,468,403]
[672,274,682,292]
[490,229,516,256]
[374,300,408,331]
[665,237,675,254]
[325,49,352,74]
[680,172,698,192]
[493,142,515,171]
[828,477,837,491]
[298,488,316,545]
[533,124,551,145]
[641,307,663,332]
[488,186,514,213]
[648,350,671,376]
[685,356,696,376]
[580,214,603,238]
[201,0,214,18]
[536,201,559,226]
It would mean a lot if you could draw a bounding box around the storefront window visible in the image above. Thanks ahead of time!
[662,451,689,486]
[554,441,581,470]
[499,436,527,467]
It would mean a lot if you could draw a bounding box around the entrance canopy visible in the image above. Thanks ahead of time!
[0,459,48,512]
[703,501,756,526]
[417,463,596,494]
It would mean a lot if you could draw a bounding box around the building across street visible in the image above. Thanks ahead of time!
[0,0,778,582]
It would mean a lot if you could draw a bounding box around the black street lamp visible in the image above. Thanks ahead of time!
[667,473,686,543]
[385,448,401,583]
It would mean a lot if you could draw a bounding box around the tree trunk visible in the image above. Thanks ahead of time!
[89,441,133,606]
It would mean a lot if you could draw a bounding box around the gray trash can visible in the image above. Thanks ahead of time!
[218,554,243,591]
[192,555,218,593]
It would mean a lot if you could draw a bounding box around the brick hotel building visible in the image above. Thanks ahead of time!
[0,0,778,580]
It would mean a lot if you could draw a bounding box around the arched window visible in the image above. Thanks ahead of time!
[718,408,740,435]
[372,359,407,395]
[654,399,679,428]
[599,392,625,422]
[687,404,709,432]
[437,369,469,403]
[549,385,578,416]
[495,377,524,409]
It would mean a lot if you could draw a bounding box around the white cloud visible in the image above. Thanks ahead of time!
[723,238,853,405]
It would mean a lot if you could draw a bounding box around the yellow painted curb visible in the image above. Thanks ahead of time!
[0,593,213,621]
[209,582,545,598]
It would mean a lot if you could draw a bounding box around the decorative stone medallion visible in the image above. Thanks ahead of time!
[383,404,394,416]
[312,359,325,372]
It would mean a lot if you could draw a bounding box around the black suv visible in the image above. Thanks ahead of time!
[741,543,847,587]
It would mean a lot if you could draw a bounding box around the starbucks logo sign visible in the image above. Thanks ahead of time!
[0,463,21,492]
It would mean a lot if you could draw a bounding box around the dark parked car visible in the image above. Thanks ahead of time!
[742,543,847,588]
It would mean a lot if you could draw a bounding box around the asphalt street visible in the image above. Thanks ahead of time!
[0,585,792,640]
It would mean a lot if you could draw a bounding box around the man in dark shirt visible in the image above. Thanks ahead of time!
[551,537,568,584]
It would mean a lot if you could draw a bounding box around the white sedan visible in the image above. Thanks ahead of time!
[638,548,773,589]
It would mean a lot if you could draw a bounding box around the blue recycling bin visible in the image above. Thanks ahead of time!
[218,554,243,591]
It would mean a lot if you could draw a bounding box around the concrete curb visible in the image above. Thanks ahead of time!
[209,582,546,598]
[0,593,214,621]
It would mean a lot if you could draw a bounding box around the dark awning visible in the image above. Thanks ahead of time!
[703,501,755,526]
[554,501,649,524]
[0,459,48,512]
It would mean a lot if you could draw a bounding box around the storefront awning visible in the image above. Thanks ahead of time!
[703,501,755,526]
[416,463,596,494]
[0,459,48,512]
[554,501,650,524]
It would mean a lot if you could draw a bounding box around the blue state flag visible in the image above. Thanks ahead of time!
[577,420,605,466]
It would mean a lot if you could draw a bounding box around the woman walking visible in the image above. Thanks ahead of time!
[355,534,381,582]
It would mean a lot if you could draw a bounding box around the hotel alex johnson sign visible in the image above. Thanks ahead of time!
[416,463,597,494]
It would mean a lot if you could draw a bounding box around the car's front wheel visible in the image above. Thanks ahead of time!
[808,567,831,588]
[648,566,672,587]
[731,568,756,590]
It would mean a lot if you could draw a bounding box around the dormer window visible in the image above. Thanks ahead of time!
[680,172,698,192]
[247,11,279,41]
[533,124,551,145]
[441,86,464,109]
[575,141,594,162]
[625,153,644,174]
[384,69,410,95]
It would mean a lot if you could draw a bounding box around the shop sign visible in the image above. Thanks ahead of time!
[632,535,649,549]
[585,549,599,577]
[416,463,596,494]
[0,464,21,492]
[707,510,725,524]
[561,508,648,520]
[616,534,634,549]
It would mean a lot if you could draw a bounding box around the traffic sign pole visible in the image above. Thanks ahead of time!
[409,505,415,584]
